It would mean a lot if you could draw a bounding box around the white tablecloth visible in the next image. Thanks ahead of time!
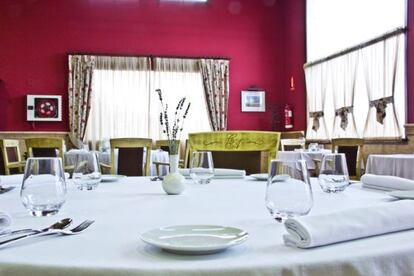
[64,150,169,176]
[366,154,414,180]
[276,150,330,169]
[0,177,413,275]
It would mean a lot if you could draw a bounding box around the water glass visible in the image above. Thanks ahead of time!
[190,151,214,184]
[308,143,319,152]
[21,158,67,217]
[318,153,349,193]
[265,160,313,222]
[72,152,102,190]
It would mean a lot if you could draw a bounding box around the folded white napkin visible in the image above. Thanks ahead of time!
[283,200,414,248]
[361,174,414,191]
[0,212,12,234]
[178,168,246,179]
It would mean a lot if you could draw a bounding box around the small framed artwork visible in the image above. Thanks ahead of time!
[27,95,62,121]
[241,90,266,112]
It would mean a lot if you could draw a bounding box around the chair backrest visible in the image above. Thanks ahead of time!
[331,138,364,180]
[110,138,152,176]
[154,140,181,154]
[280,131,305,140]
[280,139,305,151]
[0,139,23,175]
[25,138,65,158]
[188,131,281,174]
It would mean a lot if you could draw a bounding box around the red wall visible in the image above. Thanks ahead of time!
[0,0,308,132]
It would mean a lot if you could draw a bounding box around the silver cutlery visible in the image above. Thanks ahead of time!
[0,219,94,249]
[0,218,72,238]
[150,176,164,181]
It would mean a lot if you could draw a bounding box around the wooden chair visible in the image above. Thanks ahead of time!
[110,138,152,176]
[188,131,281,174]
[280,139,305,151]
[331,138,364,180]
[152,140,188,175]
[0,139,26,175]
[25,138,65,159]
[25,138,71,171]
[280,131,305,140]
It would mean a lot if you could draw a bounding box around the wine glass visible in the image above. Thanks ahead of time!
[20,158,67,217]
[190,151,214,184]
[265,160,313,222]
[318,153,349,193]
[72,152,102,190]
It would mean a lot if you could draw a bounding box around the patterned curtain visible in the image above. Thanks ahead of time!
[68,55,96,148]
[199,59,230,131]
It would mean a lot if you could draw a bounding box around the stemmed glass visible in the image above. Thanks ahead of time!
[21,158,67,216]
[72,152,102,190]
[318,153,349,193]
[190,151,214,184]
[265,160,313,222]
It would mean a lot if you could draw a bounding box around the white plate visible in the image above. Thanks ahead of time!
[388,190,414,200]
[140,225,248,255]
[101,175,125,182]
[250,173,268,181]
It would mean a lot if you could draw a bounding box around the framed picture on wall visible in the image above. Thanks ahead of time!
[241,90,266,112]
[27,95,62,121]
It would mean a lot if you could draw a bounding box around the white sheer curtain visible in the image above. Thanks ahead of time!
[305,63,329,140]
[331,52,359,138]
[361,34,403,139]
[85,57,151,146]
[150,58,212,140]
[85,56,211,147]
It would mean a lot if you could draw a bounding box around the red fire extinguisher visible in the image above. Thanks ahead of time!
[284,104,293,129]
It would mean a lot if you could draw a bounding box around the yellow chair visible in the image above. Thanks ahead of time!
[331,138,364,180]
[25,138,71,171]
[110,138,152,176]
[188,131,281,174]
[0,139,26,175]
[25,138,65,159]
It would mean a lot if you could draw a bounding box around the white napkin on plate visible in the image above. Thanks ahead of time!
[361,174,414,191]
[178,168,246,179]
[283,200,414,248]
[0,212,12,234]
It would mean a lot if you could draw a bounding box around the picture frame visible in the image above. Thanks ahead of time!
[241,90,266,112]
[27,95,62,121]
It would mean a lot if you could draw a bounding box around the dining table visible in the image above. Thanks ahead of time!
[365,154,414,180]
[0,175,413,275]
[276,149,331,170]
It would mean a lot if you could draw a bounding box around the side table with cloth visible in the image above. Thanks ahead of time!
[276,149,330,170]
[0,177,414,275]
[64,150,169,176]
[365,154,414,180]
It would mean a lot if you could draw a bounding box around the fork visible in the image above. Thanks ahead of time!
[0,220,95,249]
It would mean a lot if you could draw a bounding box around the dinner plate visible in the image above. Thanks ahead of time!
[101,175,125,182]
[250,173,268,181]
[140,225,248,255]
[387,190,414,200]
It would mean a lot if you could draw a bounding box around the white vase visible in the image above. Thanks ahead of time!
[162,154,185,195]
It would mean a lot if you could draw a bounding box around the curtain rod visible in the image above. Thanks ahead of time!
[304,27,407,69]
[67,52,230,60]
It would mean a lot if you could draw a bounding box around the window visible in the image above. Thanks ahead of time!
[306,0,407,140]
[85,57,211,146]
